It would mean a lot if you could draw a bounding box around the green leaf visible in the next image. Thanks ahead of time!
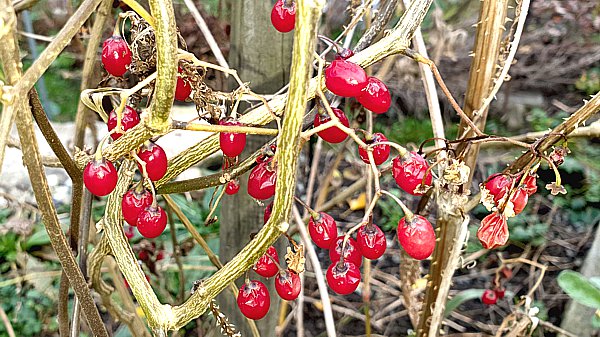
[590,277,600,290]
[557,270,600,309]
[444,289,485,317]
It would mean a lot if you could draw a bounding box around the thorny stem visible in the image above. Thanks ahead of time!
[175,121,279,136]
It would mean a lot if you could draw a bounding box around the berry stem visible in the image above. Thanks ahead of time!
[294,196,320,219]
[380,189,414,221]
[94,133,112,161]
[203,185,226,226]
[317,34,342,54]
[266,251,285,274]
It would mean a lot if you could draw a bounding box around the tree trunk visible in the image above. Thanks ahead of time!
[219,1,292,335]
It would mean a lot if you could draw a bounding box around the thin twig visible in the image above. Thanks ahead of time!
[0,305,16,337]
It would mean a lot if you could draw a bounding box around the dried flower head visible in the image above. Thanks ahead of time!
[285,244,305,274]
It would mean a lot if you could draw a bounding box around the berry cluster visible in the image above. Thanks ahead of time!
[481,266,512,305]
[238,244,302,320]
[477,170,538,249]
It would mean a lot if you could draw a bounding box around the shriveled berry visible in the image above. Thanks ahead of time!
[481,289,498,305]
[275,270,301,301]
[313,108,350,144]
[326,261,361,295]
[219,120,247,158]
[356,224,386,260]
[494,288,506,300]
[477,212,508,249]
[237,280,270,320]
[397,215,435,260]
[329,236,362,267]
[107,106,140,141]
[102,36,131,77]
[308,212,338,249]
[247,158,277,200]
[523,174,538,195]
[136,205,167,239]
[253,246,279,278]
[484,174,513,203]
[225,179,240,195]
[122,187,153,226]
[357,77,391,114]
[174,68,192,101]
[358,132,390,165]
[392,152,433,196]
[137,142,168,181]
[270,0,296,33]
[509,186,528,215]
[325,59,368,97]
[83,159,118,196]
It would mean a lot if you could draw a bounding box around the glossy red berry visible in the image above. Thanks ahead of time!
[356,224,387,260]
[102,36,131,77]
[313,108,350,144]
[219,120,247,158]
[107,106,140,141]
[509,186,528,215]
[326,261,361,295]
[137,142,168,181]
[122,187,153,226]
[264,202,273,224]
[253,246,279,278]
[275,270,301,301]
[481,289,498,305]
[247,159,277,200]
[308,212,338,249]
[494,288,506,300]
[174,68,192,101]
[329,236,362,267]
[523,174,538,195]
[358,132,390,165]
[325,59,368,97]
[484,174,513,203]
[397,215,435,260]
[136,205,167,239]
[392,152,433,196]
[225,179,240,195]
[237,280,270,320]
[84,159,118,196]
[270,0,296,33]
[357,77,391,114]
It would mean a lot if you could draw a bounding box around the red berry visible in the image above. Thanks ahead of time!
[494,288,506,299]
[219,120,247,157]
[481,289,498,305]
[253,246,279,278]
[102,36,131,77]
[326,261,361,295]
[397,215,435,260]
[137,142,168,181]
[107,106,140,141]
[275,270,301,301]
[523,174,538,195]
[83,159,118,196]
[237,280,270,320]
[392,152,433,196]
[247,158,277,200]
[329,236,362,267]
[313,108,350,144]
[308,212,338,249]
[156,250,165,261]
[174,68,192,101]
[122,187,153,226]
[123,225,135,240]
[358,132,390,165]
[325,59,368,97]
[264,202,273,224]
[356,224,386,260]
[138,250,150,261]
[225,179,241,195]
[136,205,167,239]
[509,186,528,215]
[484,174,513,203]
[357,77,391,114]
[270,0,296,33]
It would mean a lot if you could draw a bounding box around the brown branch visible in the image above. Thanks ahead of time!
[354,0,398,52]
